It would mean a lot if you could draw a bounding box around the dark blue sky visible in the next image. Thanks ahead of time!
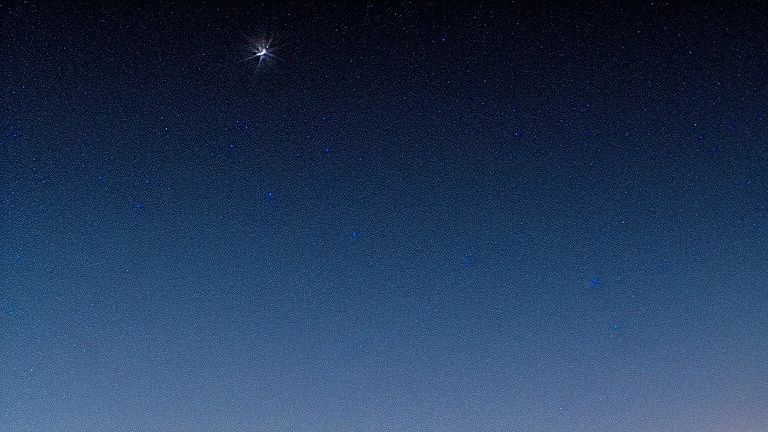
[2,2,767,431]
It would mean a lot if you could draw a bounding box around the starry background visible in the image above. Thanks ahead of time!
[2,2,767,431]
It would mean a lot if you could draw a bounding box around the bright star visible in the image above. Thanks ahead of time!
[240,36,277,71]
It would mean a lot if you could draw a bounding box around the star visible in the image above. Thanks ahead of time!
[240,36,277,71]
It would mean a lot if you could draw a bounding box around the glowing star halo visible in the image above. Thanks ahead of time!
[240,36,277,70]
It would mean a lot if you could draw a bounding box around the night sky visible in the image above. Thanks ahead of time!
[2,2,768,431]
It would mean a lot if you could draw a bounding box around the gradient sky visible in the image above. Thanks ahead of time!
[2,2,767,431]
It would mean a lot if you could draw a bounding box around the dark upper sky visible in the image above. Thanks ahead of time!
[2,2,767,431]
